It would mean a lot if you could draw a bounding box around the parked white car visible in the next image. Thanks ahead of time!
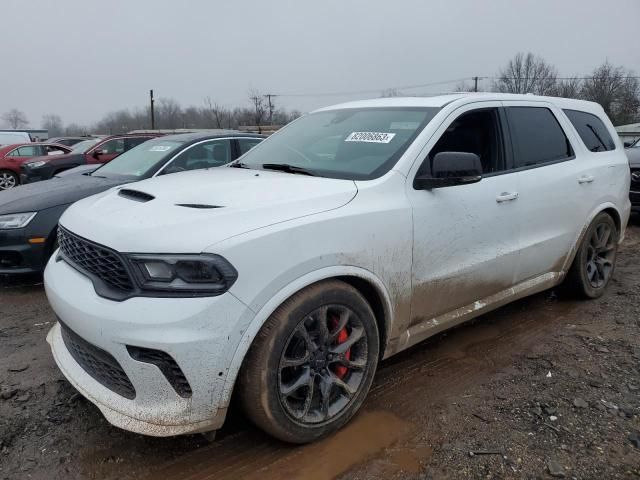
[45,93,630,443]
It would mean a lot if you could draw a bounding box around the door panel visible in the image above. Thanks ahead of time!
[406,102,520,327]
[503,102,588,282]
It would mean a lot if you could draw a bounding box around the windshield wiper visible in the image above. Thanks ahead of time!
[262,163,317,176]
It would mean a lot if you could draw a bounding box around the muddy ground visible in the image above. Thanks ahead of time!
[1,222,639,480]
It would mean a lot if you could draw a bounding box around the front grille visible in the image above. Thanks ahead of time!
[58,227,134,292]
[127,346,193,398]
[60,321,136,399]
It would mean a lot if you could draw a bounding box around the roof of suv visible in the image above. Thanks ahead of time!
[156,131,266,142]
[317,93,605,116]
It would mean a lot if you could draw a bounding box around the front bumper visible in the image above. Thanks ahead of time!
[0,227,48,274]
[45,258,253,436]
[20,166,50,184]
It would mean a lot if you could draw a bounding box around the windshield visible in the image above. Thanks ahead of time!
[93,138,185,178]
[237,107,439,180]
[71,139,100,153]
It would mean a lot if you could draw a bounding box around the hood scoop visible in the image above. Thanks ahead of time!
[118,189,155,203]
[175,203,223,209]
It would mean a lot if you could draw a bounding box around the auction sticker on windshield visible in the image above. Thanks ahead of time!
[149,145,173,152]
[345,132,396,143]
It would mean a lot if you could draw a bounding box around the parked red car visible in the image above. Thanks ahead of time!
[0,143,72,190]
[20,134,162,185]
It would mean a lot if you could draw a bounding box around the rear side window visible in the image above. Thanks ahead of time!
[506,107,573,168]
[237,138,263,155]
[563,109,615,152]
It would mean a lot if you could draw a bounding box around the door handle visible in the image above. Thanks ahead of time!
[496,192,519,203]
[578,175,594,184]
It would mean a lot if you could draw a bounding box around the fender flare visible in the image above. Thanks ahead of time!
[561,202,623,274]
[219,265,393,407]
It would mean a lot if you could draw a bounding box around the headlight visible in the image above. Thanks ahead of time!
[25,161,46,168]
[0,212,37,229]
[128,254,238,296]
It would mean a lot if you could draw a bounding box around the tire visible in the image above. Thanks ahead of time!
[0,170,19,190]
[238,280,380,444]
[565,212,618,299]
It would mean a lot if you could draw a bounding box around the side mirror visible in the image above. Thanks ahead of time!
[413,152,482,190]
[92,149,104,159]
[624,141,632,148]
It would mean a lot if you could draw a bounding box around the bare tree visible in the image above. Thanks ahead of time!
[2,109,29,129]
[203,97,226,128]
[380,88,402,97]
[551,77,583,99]
[454,81,477,93]
[65,123,86,136]
[42,114,64,137]
[494,52,558,95]
[248,89,266,126]
[581,62,640,125]
[155,98,182,129]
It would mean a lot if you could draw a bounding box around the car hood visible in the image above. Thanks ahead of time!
[54,164,101,178]
[60,167,358,253]
[0,174,126,214]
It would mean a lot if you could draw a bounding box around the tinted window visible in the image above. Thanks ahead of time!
[237,138,263,155]
[426,108,505,175]
[506,107,573,168]
[166,139,232,173]
[16,145,44,157]
[563,109,615,152]
[99,138,125,154]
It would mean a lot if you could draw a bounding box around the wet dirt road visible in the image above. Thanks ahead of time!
[1,223,639,479]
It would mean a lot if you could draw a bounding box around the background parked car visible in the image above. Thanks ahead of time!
[46,136,95,147]
[0,131,32,146]
[20,133,162,184]
[0,131,264,275]
[626,139,640,212]
[0,143,72,190]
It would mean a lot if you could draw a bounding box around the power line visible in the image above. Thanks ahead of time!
[275,77,472,98]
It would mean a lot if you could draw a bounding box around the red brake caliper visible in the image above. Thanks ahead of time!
[330,315,351,379]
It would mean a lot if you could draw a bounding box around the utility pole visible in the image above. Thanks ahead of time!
[149,89,155,129]
[264,93,277,125]
[473,76,479,92]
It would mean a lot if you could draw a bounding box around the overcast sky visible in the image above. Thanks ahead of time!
[2,0,639,128]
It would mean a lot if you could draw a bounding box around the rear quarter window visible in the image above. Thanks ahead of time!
[506,107,573,168]
[563,109,616,152]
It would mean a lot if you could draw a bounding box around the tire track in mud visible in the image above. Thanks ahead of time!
[150,291,581,480]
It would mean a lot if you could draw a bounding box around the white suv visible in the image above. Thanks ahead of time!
[45,94,630,443]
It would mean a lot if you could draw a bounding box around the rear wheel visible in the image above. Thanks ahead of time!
[0,170,18,190]
[238,280,379,443]
[565,212,618,298]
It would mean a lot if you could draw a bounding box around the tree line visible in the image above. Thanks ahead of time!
[2,91,302,137]
[2,53,639,136]
[457,53,640,126]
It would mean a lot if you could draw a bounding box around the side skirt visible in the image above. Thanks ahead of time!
[395,271,563,353]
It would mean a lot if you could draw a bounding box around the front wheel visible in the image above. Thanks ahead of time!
[0,170,18,190]
[238,280,380,443]
[565,212,618,298]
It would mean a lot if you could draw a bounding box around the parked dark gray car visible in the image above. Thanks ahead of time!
[0,132,264,274]
[626,139,640,212]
